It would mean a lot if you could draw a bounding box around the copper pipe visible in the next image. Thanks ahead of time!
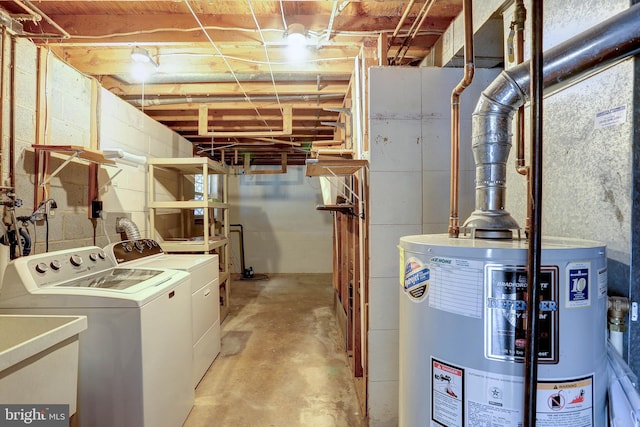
[512,0,531,236]
[9,36,16,189]
[392,0,436,65]
[0,30,6,186]
[388,0,416,48]
[12,0,70,39]
[448,0,474,238]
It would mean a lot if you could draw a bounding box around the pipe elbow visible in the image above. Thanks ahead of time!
[608,296,630,332]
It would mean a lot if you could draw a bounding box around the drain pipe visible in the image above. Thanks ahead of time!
[448,0,474,238]
[523,0,543,424]
[463,3,640,238]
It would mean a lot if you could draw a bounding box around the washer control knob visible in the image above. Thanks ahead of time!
[35,262,49,274]
[134,241,144,252]
[123,244,132,252]
[98,251,106,260]
[89,253,98,262]
[70,255,83,267]
[50,260,62,270]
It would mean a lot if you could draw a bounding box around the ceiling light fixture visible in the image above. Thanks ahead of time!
[130,47,158,82]
[285,23,308,46]
[131,47,157,66]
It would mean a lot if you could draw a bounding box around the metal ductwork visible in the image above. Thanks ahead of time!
[463,3,640,239]
[116,217,142,241]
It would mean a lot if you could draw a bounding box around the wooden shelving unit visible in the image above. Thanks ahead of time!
[148,157,231,320]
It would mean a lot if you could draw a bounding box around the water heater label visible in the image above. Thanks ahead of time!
[566,262,591,308]
[466,368,524,427]
[485,265,559,363]
[536,376,593,426]
[431,358,464,427]
[403,256,430,302]
[428,257,484,318]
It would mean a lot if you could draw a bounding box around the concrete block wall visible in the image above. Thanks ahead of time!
[367,66,499,426]
[9,37,193,253]
[228,168,333,274]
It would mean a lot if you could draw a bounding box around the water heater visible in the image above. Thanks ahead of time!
[398,234,607,426]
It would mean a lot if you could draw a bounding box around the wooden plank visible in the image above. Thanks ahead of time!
[305,159,367,177]
[31,145,116,165]
[199,104,293,137]
[243,152,287,174]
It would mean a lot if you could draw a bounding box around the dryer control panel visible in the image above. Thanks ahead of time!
[107,239,164,264]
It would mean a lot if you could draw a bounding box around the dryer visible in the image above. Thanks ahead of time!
[0,246,193,427]
[105,239,220,387]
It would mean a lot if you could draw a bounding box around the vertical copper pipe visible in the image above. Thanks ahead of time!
[9,36,16,190]
[0,30,6,187]
[448,0,474,237]
[512,0,531,236]
[514,0,527,175]
[524,0,544,425]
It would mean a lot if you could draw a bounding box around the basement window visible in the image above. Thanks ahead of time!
[194,174,204,216]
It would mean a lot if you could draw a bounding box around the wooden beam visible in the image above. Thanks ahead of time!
[243,153,287,174]
[199,104,292,137]
[101,76,350,97]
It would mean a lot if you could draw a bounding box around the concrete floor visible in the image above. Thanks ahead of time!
[183,273,367,427]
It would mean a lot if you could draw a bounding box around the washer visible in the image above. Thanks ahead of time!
[0,246,193,427]
[105,239,220,388]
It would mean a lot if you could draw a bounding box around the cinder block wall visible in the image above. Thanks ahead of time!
[8,37,193,253]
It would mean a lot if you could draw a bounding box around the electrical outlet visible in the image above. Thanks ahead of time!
[91,200,103,219]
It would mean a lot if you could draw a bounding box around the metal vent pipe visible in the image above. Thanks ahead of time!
[463,3,640,239]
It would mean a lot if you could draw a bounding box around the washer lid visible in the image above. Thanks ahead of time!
[53,268,165,291]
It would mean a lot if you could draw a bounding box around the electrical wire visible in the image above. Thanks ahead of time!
[67,25,441,41]
[101,212,112,245]
[279,0,288,31]
[247,0,283,115]
[183,0,273,133]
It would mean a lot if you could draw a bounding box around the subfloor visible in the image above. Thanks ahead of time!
[183,273,368,427]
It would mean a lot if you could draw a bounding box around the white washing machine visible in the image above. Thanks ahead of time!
[105,239,220,388]
[0,246,194,427]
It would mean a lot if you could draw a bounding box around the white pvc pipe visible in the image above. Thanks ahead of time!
[610,330,624,356]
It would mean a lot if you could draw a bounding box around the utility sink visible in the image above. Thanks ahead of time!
[0,315,87,413]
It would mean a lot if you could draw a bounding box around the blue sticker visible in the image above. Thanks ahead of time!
[567,265,590,307]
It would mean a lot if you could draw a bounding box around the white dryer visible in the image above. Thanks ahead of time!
[105,239,220,387]
[0,246,193,427]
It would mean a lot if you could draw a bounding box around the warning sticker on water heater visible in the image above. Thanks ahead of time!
[432,359,464,427]
[536,376,593,427]
[566,262,591,308]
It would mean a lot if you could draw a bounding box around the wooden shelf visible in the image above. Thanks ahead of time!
[149,201,229,209]
[158,237,228,253]
[32,144,116,165]
[148,156,227,174]
[305,159,367,177]
[149,156,231,322]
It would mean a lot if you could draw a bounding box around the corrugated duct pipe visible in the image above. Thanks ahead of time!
[116,217,142,241]
[463,3,640,239]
